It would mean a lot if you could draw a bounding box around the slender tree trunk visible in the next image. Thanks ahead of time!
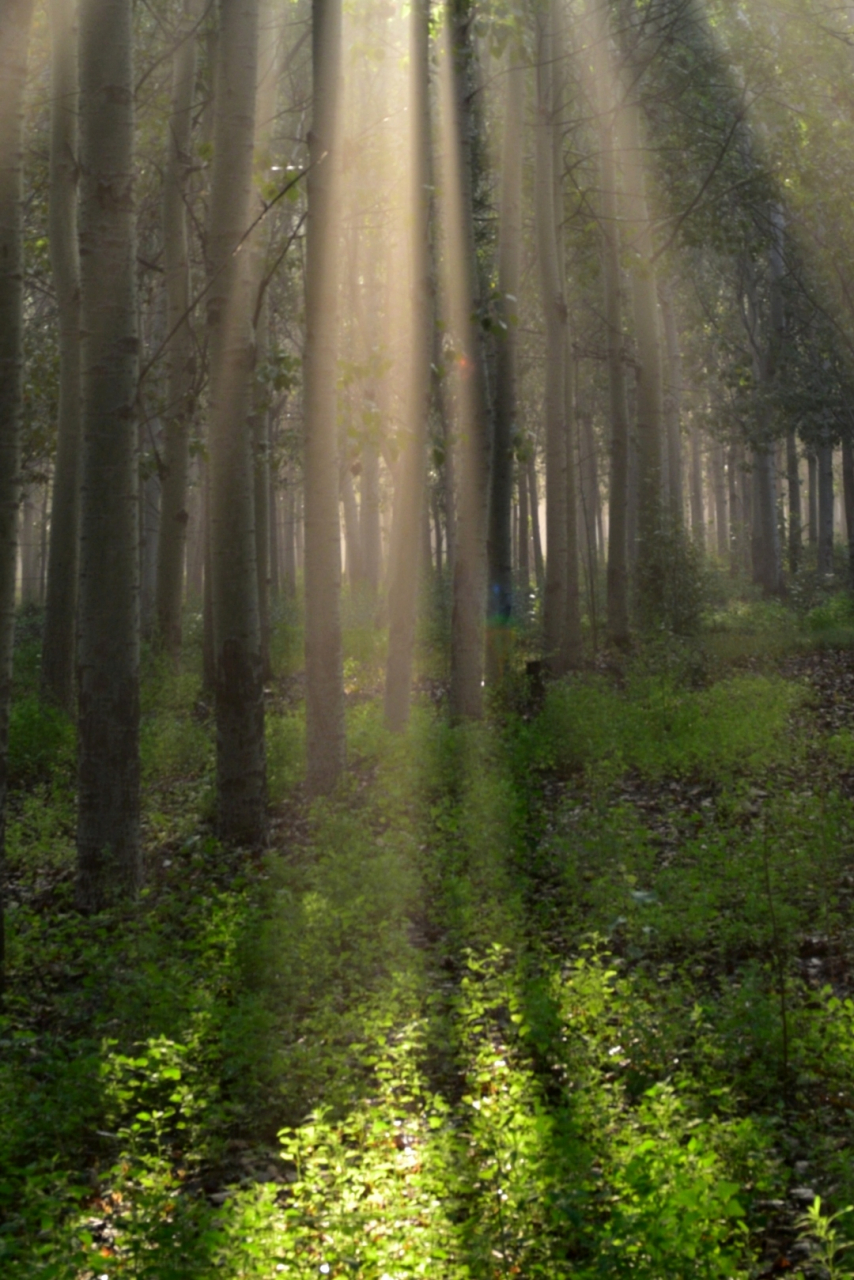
[786,430,801,573]
[361,441,381,599]
[727,441,739,572]
[305,0,345,787]
[207,0,266,843]
[620,98,663,583]
[268,431,280,601]
[590,4,629,645]
[689,425,704,544]
[20,491,37,605]
[139,438,161,639]
[528,453,545,594]
[155,0,198,657]
[712,442,727,558]
[443,0,490,719]
[384,0,431,729]
[818,437,834,577]
[0,0,33,985]
[518,455,529,598]
[340,464,363,587]
[486,48,523,641]
[42,0,81,709]
[535,0,568,672]
[659,282,684,526]
[808,452,818,546]
[842,436,854,590]
[283,475,296,597]
[76,0,141,908]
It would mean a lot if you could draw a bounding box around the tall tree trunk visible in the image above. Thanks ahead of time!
[712,442,728,558]
[155,0,198,657]
[20,490,38,605]
[340,464,363,587]
[818,437,834,577]
[659,282,684,526]
[808,452,818,546]
[283,474,296,597]
[361,441,381,599]
[0,0,33,985]
[443,0,490,719]
[518,455,529,598]
[139,437,161,639]
[486,48,523,645]
[76,0,141,908]
[786,430,801,573]
[207,0,266,842]
[42,0,81,710]
[305,0,345,787]
[535,0,568,672]
[589,0,629,646]
[384,0,431,730]
[620,97,663,584]
[528,453,545,594]
[842,436,854,590]
[690,425,705,544]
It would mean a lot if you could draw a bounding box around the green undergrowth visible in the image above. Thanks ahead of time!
[4,603,854,1276]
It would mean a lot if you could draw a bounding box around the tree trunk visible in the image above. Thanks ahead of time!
[842,436,854,590]
[689,425,705,545]
[528,453,545,594]
[361,441,381,599]
[384,0,431,730]
[620,97,663,582]
[139,438,161,639]
[42,0,81,709]
[786,430,801,573]
[442,0,490,720]
[305,0,345,788]
[712,442,728,558]
[76,0,141,908]
[340,464,363,587]
[486,47,523,644]
[20,490,38,605]
[535,0,568,672]
[659,282,684,526]
[0,0,33,985]
[518,455,529,599]
[808,452,818,546]
[818,437,834,577]
[207,0,266,843]
[155,0,198,657]
[752,445,782,592]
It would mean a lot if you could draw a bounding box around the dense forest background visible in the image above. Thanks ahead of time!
[7,0,854,1274]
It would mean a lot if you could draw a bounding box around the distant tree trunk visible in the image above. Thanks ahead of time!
[620,97,663,580]
[305,0,345,787]
[659,282,683,526]
[139,437,161,639]
[528,454,545,594]
[727,441,740,572]
[842,435,854,589]
[155,0,198,658]
[384,0,431,730]
[486,47,522,645]
[268,444,280,601]
[786,431,801,573]
[207,0,266,843]
[76,0,141,909]
[20,490,38,604]
[518,455,529,598]
[361,441,381,598]
[340,464,363,587]
[0,0,33,984]
[443,0,490,719]
[535,0,568,673]
[690,426,705,544]
[752,446,781,592]
[590,7,629,646]
[818,437,834,577]
[42,0,81,710]
[808,452,818,546]
[283,476,296,597]
[712,442,727,558]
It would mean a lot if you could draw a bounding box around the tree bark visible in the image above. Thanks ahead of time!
[659,282,684,526]
[712,442,728,558]
[818,437,834,577]
[842,436,854,589]
[808,452,818,546]
[384,0,432,730]
[42,0,81,710]
[155,0,199,657]
[207,0,267,843]
[690,426,705,545]
[442,0,490,720]
[76,0,142,908]
[528,453,545,594]
[786,430,801,573]
[486,48,523,645]
[304,0,345,787]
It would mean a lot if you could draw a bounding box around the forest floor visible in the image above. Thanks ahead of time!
[5,585,854,1278]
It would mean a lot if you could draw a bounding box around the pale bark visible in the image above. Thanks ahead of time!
[535,0,568,673]
[0,0,33,983]
[620,98,664,570]
[207,0,267,843]
[304,0,345,787]
[786,430,801,573]
[528,453,545,593]
[842,436,854,589]
[384,0,431,730]
[155,0,199,657]
[487,49,523,639]
[42,0,82,707]
[518,456,529,597]
[443,0,490,719]
[818,437,834,577]
[340,464,363,586]
[76,0,141,908]
[589,0,629,645]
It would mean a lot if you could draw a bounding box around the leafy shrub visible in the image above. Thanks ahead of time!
[7,696,75,786]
